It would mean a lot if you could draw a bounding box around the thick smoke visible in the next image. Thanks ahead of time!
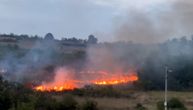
[113,0,193,43]
[85,43,149,73]
[1,1,193,90]
[0,39,58,83]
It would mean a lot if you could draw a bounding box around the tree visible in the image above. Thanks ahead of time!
[44,33,54,40]
[87,35,98,44]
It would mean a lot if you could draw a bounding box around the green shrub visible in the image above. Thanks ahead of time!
[16,102,34,110]
[0,91,13,110]
[81,99,98,110]
[59,94,78,110]
[157,101,164,110]
[35,94,58,110]
[157,98,187,110]
[168,98,187,110]
[134,103,147,110]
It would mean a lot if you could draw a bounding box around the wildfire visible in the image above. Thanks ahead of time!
[34,69,139,92]
[35,83,76,92]
[93,74,138,85]
[34,68,78,92]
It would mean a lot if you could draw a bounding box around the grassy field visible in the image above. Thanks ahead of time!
[73,91,193,110]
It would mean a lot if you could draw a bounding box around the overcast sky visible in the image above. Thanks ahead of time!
[0,0,193,41]
[0,0,192,43]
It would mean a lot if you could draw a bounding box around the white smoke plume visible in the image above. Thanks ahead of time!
[99,0,193,43]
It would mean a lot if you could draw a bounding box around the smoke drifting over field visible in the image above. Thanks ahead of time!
[0,39,58,83]
[1,31,193,91]
[1,1,193,91]
[112,0,193,43]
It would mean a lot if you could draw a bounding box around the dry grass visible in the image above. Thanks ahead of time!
[74,91,193,110]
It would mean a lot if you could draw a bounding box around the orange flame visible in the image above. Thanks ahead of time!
[34,68,78,92]
[93,74,138,85]
[35,83,76,92]
[34,69,138,92]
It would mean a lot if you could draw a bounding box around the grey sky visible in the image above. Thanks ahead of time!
[0,0,192,43]
[0,0,117,40]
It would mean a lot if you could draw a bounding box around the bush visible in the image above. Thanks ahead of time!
[0,91,12,110]
[157,101,164,110]
[157,98,187,110]
[81,99,98,110]
[82,86,121,97]
[134,103,147,110]
[16,102,34,110]
[168,98,187,110]
[35,94,58,110]
[59,94,78,110]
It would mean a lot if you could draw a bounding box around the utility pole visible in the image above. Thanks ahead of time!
[164,66,168,110]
